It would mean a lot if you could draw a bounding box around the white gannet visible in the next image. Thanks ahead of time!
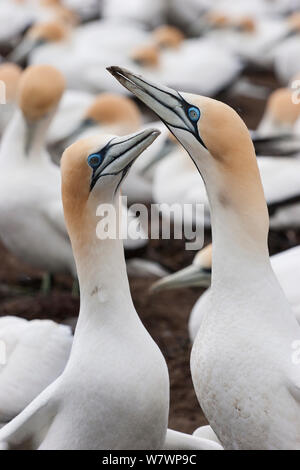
[0,315,72,427]
[205,14,291,68]
[257,86,300,137]
[22,19,150,93]
[109,66,300,450]
[151,244,300,341]
[0,64,76,279]
[130,33,242,97]
[101,0,167,29]
[0,129,170,450]
[9,19,72,65]
[0,63,22,136]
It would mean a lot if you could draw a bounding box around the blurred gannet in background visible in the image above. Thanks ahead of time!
[151,244,300,341]
[0,316,72,428]
[47,89,94,145]
[274,14,300,83]
[110,66,300,450]
[0,129,169,450]
[0,63,22,135]
[19,17,241,97]
[0,65,76,281]
[0,0,77,48]
[13,18,149,92]
[101,0,167,28]
[130,32,242,96]
[9,19,72,66]
[59,93,143,146]
[205,14,292,68]
[256,86,300,137]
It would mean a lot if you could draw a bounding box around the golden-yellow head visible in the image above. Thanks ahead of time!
[18,65,65,120]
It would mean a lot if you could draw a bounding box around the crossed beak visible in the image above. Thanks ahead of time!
[150,263,211,293]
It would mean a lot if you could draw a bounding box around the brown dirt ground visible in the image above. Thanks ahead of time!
[1,68,300,435]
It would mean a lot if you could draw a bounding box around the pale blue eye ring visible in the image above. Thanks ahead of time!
[188,106,200,122]
[88,153,102,168]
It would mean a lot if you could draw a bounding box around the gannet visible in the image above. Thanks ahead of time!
[0,316,72,427]
[0,64,76,279]
[130,35,242,96]
[101,0,167,28]
[109,66,300,450]
[0,128,170,450]
[9,19,72,65]
[152,25,185,50]
[152,244,300,341]
[0,63,22,135]
[257,87,300,137]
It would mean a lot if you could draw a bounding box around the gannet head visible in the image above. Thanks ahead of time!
[130,45,160,68]
[108,67,255,171]
[18,65,65,121]
[265,87,300,127]
[61,129,160,215]
[288,12,300,32]
[9,20,69,64]
[205,11,231,28]
[151,244,212,293]
[85,93,142,134]
[0,63,22,103]
[152,25,184,49]
[108,67,268,234]
[235,16,256,33]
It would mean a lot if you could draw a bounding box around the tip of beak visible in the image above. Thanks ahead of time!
[106,65,126,79]
[107,65,127,75]
[107,66,139,88]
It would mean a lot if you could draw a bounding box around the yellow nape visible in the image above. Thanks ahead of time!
[18,65,65,120]
[131,44,160,68]
[152,25,184,49]
[288,12,300,31]
[85,93,142,131]
[28,20,69,42]
[267,87,300,124]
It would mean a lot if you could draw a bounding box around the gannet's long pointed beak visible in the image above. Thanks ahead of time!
[8,38,44,64]
[150,264,211,293]
[107,66,205,146]
[90,128,160,191]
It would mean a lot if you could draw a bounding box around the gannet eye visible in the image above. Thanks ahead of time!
[188,106,200,122]
[88,153,102,169]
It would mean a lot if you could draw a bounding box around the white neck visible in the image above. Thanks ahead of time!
[191,146,272,288]
[69,192,137,352]
[0,110,53,167]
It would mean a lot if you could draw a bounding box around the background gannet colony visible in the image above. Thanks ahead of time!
[1,0,300,451]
